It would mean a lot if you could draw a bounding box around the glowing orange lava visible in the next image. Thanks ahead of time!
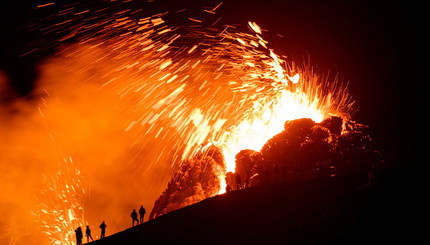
[2,4,353,244]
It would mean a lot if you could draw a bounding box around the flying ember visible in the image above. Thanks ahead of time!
[1,1,360,244]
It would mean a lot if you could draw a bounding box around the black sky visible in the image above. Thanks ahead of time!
[0,0,421,168]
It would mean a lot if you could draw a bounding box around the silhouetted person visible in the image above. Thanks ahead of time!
[99,221,107,239]
[75,227,83,245]
[131,209,139,226]
[139,205,146,224]
[85,225,94,243]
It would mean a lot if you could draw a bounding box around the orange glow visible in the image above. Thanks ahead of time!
[53,18,351,242]
[1,5,354,244]
[35,157,86,245]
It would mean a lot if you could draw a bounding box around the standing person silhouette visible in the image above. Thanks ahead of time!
[131,209,139,226]
[139,205,146,224]
[99,221,107,239]
[75,227,83,245]
[85,225,94,243]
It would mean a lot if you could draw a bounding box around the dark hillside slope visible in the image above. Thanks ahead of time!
[89,167,417,245]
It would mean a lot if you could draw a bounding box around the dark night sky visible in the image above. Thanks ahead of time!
[0,0,421,168]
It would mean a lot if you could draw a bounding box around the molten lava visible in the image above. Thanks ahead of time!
[0,2,366,245]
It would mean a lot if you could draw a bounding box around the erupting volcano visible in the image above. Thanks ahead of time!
[1,0,416,245]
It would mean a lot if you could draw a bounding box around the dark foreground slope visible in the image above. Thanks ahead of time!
[89,167,417,245]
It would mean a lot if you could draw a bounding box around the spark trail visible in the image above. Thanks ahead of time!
[33,0,353,173]
[35,157,86,245]
[7,1,354,244]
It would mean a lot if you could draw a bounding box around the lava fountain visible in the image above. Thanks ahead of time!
[1,1,358,244]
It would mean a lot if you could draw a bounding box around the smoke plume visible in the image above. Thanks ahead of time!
[0,45,175,244]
